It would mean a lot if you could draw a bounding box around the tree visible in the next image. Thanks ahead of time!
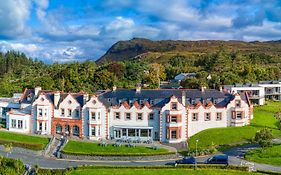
[254,128,273,149]
[3,143,12,157]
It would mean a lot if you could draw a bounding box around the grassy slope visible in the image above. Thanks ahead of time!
[70,169,262,175]
[245,144,281,166]
[188,101,281,150]
[0,131,49,150]
[63,140,170,156]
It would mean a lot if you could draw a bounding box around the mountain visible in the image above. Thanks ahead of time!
[96,38,281,63]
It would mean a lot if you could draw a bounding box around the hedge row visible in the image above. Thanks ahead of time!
[37,168,68,175]
[257,170,281,175]
[74,164,249,171]
[0,139,44,150]
[61,150,176,157]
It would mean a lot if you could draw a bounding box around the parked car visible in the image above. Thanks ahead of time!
[175,156,196,164]
[205,154,229,165]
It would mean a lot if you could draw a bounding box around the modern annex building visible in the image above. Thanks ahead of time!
[5,86,253,144]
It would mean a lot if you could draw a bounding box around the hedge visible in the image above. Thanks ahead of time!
[257,170,281,175]
[61,151,176,157]
[0,139,45,150]
[74,164,249,171]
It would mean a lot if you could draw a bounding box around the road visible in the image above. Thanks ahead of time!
[0,145,281,172]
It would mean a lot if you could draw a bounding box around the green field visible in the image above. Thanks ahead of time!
[63,140,171,156]
[0,131,49,150]
[245,144,281,166]
[188,101,281,150]
[69,168,262,175]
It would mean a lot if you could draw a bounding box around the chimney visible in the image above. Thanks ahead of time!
[181,91,186,106]
[35,86,42,96]
[201,86,206,92]
[54,91,60,107]
[113,85,117,92]
[219,86,223,92]
[136,84,141,93]
[83,93,89,104]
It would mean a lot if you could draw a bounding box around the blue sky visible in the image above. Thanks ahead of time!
[0,0,281,63]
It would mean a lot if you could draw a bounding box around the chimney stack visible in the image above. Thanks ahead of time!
[113,85,117,92]
[35,86,42,96]
[219,86,223,92]
[201,86,206,92]
[181,91,186,106]
[83,93,89,105]
[136,84,141,93]
[54,91,60,107]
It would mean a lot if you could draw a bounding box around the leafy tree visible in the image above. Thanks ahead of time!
[254,128,274,149]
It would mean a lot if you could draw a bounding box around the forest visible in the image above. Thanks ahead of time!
[0,50,280,97]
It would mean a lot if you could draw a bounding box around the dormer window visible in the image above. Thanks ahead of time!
[171,102,177,110]
[27,94,32,102]
[235,100,241,108]
[140,100,144,105]
[68,100,72,104]
[150,100,154,105]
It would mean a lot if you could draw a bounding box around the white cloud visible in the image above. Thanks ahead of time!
[0,0,32,38]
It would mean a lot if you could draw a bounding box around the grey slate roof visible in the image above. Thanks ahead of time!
[99,89,235,108]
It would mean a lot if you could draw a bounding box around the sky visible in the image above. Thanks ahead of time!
[0,0,281,63]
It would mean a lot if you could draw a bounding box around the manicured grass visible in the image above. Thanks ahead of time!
[69,168,262,175]
[188,101,281,150]
[0,131,49,150]
[63,140,170,156]
[245,144,281,166]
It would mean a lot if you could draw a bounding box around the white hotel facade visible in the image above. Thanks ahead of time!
[2,86,253,144]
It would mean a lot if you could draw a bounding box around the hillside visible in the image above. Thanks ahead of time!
[97,38,281,63]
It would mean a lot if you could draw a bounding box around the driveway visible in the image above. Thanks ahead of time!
[0,145,281,172]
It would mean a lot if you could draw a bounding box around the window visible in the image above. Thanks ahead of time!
[75,109,79,118]
[61,108,65,116]
[171,102,177,110]
[236,112,242,119]
[140,100,144,105]
[137,113,143,120]
[192,113,198,121]
[44,109,47,117]
[171,130,177,139]
[11,119,16,128]
[115,112,120,120]
[150,100,154,105]
[45,123,47,131]
[39,122,42,131]
[171,116,177,123]
[98,112,101,119]
[216,113,222,121]
[205,113,211,121]
[91,112,96,120]
[128,129,135,136]
[91,127,96,136]
[149,113,154,120]
[18,120,23,129]
[235,100,241,107]
[125,113,131,120]
[68,109,72,117]
[38,109,43,117]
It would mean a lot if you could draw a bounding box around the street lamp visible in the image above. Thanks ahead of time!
[195,139,199,169]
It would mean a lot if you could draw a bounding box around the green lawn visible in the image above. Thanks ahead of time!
[69,168,262,175]
[0,131,49,150]
[188,101,281,150]
[245,144,281,166]
[63,140,171,156]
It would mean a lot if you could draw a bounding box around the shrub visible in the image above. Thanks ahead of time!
[0,139,44,150]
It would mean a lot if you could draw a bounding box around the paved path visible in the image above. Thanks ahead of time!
[0,144,281,172]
